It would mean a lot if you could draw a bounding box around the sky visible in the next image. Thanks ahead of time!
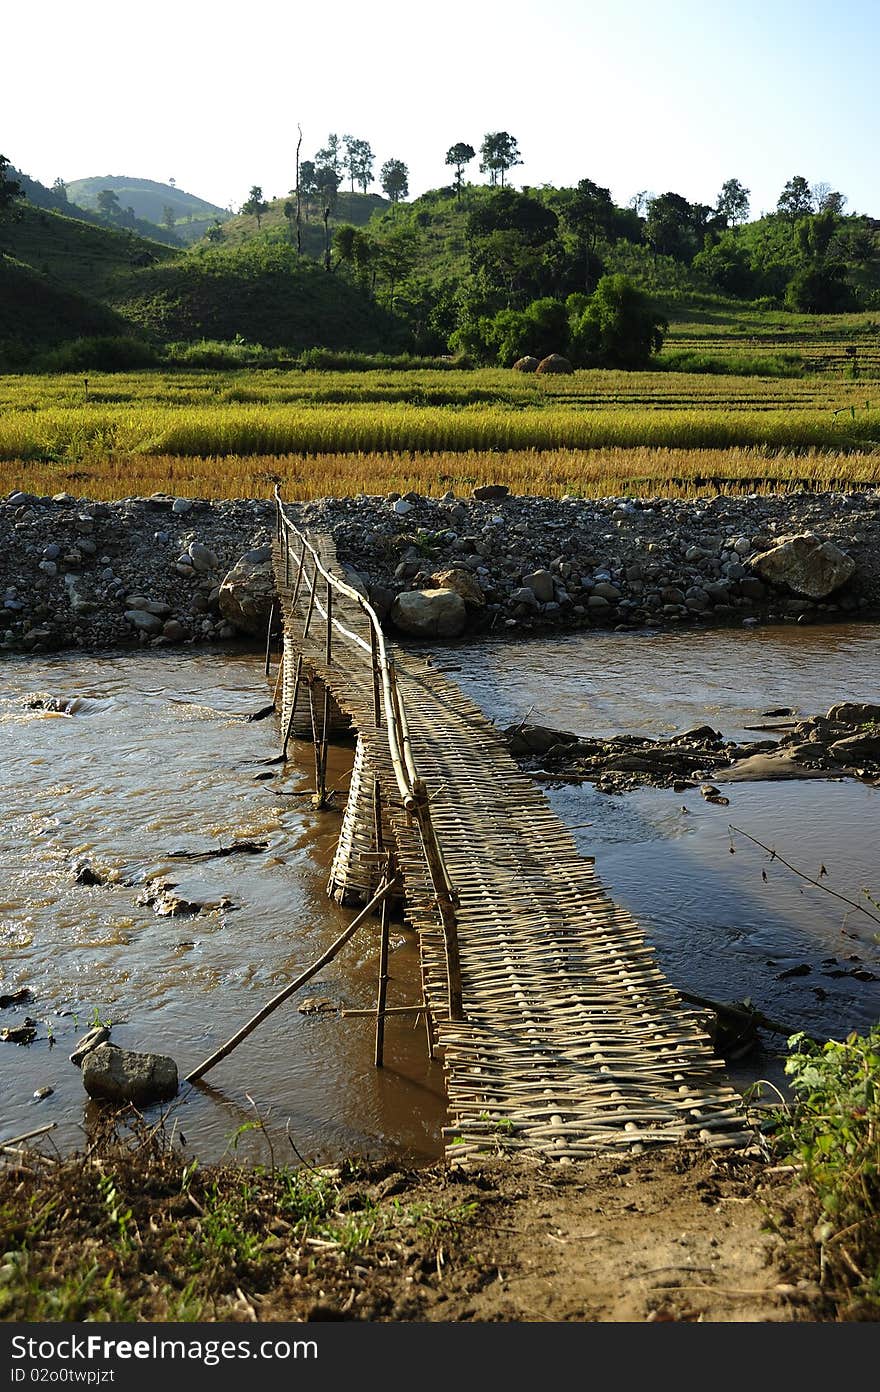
[4,0,880,219]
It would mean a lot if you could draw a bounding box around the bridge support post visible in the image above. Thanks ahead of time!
[328,735,397,906]
[280,636,350,749]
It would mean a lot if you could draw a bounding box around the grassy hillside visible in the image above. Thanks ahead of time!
[1,204,177,301]
[214,190,390,258]
[0,257,129,362]
[112,241,407,351]
[67,175,228,224]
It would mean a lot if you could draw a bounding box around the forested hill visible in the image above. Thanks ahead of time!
[66,176,230,245]
[3,145,880,369]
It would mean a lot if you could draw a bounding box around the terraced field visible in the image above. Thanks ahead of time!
[3,361,879,500]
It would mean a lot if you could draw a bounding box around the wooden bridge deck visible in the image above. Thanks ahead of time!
[274,527,750,1161]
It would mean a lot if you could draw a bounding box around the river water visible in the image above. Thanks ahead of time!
[1,623,878,1164]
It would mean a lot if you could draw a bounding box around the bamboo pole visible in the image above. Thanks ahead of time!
[411,779,464,1022]
[271,649,285,707]
[185,876,400,1084]
[291,539,306,606]
[373,776,390,1067]
[369,625,382,728]
[281,652,304,759]
[263,598,277,677]
[302,558,317,640]
[0,1122,57,1151]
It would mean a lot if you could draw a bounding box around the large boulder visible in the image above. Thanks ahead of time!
[219,546,275,636]
[430,567,485,607]
[391,588,467,638]
[536,353,573,375]
[81,1044,178,1104]
[748,533,855,599]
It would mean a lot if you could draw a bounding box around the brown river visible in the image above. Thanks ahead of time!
[1,622,878,1164]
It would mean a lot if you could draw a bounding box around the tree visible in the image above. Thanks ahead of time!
[313,162,341,212]
[162,204,177,233]
[315,134,343,180]
[812,183,847,216]
[465,189,560,309]
[96,188,122,222]
[479,132,522,187]
[373,224,419,308]
[445,142,475,202]
[0,155,23,219]
[485,296,570,365]
[343,136,374,194]
[381,159,409,204]
[560,179,615,289]
[205,220,224,244]
[645,191,707,262]
[777,175,813,223]
[51,176,69,203]
[692,233,755,296]
[283,198,296,242]
[569,274,666,367]
[715,178,750,229]
[785,261,854,313]
[242,185,269,229]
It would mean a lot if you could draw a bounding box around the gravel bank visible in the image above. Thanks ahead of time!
[2,486,880,652]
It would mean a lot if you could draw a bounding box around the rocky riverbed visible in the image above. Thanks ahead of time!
[504,701,880,794]
[2,485,880,652]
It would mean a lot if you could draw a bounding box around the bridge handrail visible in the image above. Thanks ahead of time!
[273,488,463,1019]
[274,489,414,806]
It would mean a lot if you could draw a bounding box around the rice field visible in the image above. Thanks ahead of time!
[2,366,879,500]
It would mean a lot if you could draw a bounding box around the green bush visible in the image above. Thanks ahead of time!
[570,274,667,367]
[776,1026,880,1311]
[36,335,160,371]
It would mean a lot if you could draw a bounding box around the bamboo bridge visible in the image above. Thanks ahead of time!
[268,490,751,1161]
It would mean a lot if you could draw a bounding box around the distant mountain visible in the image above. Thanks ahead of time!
[67,176,229,243]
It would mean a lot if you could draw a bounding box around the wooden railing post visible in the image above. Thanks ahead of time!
[412,779,463,1022]
[263,598,277,677]
[373,776,391,1067]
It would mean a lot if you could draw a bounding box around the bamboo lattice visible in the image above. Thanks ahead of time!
[273,501,751,1160]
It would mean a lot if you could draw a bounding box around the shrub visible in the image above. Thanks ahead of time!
[776,1026,880,1312]
[569,274,667,367]
[36,335,160,371]
[785,262,856,314]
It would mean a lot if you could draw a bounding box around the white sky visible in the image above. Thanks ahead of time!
[4,0,879,217]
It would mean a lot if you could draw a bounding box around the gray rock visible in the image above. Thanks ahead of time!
[81,1044,178,1104]
[188,542,219,574]
[826,702,880,724]
[522,569,554,603]
[124,609,164,635]
[218,553,276,637]
[472,484,510,500]
[391,588,467,638]
[828,733,880,763]
[392,498,413,516]
[69,1025,111,1067]
[750,533,856,598]
[509,587,540,609]
[592,581,621,601]
[171,498,193,515]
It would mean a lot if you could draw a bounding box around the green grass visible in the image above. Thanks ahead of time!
[1,204,176,301]
[0,1117,478,1322]
[770,1026,880,1316]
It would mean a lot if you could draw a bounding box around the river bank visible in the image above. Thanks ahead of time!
[3,486,880,653]
[0,1123,846,1323]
